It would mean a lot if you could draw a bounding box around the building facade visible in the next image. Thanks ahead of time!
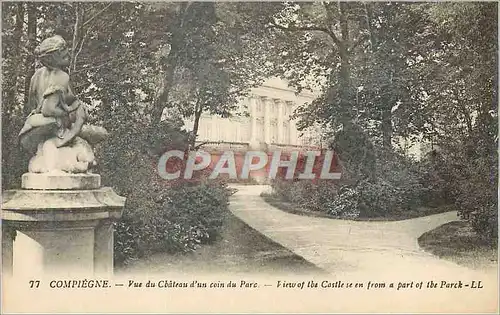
[183,76,433,163]
[185,77,323,151]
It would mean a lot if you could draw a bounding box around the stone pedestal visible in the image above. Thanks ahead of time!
[2,173,125,278]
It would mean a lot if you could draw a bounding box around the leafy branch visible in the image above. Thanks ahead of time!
[267,21,341,46]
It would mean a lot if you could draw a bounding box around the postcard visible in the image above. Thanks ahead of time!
[2,1,498,313]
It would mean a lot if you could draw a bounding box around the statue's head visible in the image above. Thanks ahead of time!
[35,35,70,69]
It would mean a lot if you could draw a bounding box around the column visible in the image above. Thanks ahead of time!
[236,122,241,142]
[15,227,95,277]
[2,225,15,276]
[263,97,270,144]
[289,102,298,145]
[12,231,44,277]
[277,100,284,144]
[250,97,257,142]
[94,220,114,275]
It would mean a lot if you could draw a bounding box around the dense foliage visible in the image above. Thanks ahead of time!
[263,2,497,239]
[1,1,497,253]
[114,179,231,266]
[1,2,238,263]
[272,146,431,219]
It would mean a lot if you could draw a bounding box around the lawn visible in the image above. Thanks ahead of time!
[418,220,498,270]
[117,212,327,276]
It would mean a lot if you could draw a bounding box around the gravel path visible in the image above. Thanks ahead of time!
[228,185,498,282]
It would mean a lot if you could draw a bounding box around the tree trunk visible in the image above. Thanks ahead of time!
[381,104,392,149]
[150,2,193,125]
[4,3,25,112]
[363,3,375,50]
[323,2,353,125]
[338,2,353,124]
[339,43,352,121]
[69,4,81,76]
[381,71,394,149]
[190,102,203,149]
[151,50,178,124]
[23,3,37,115]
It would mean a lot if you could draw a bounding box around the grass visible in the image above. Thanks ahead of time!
[117,212,327,276]
[261,193,454,221]
[418,220,498,270]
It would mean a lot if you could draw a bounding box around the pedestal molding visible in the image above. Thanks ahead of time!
[2,187,126,210]
[21,173,101,190]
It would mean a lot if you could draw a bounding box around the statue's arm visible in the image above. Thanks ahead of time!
[61,81,80,112]
[41,93,66,117]
[64,100,81,112]
[41,72,73,116]
[59,99,79,112]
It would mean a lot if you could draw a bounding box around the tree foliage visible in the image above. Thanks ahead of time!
[1,2,497,242]
[260,2,497,239]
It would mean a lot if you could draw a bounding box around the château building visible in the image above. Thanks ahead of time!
[183,77,431,161]
[184,77,323,152]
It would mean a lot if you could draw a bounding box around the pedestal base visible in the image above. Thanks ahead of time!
[13,228,95,276]
[2,186,125,277]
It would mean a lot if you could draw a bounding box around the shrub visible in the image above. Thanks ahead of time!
[417,151,454,207]
[113,178,231,266]
[271,179,343,215]
[114,214,203,265]
[357,179,404,217]
[375,147,428,209]
[453,156,498,243]
[420,127,498,243]
[160,181,231,245]
[326,179,404,219]
[328,186,360,218]
[93,120,232,266]
[270,144,430,219]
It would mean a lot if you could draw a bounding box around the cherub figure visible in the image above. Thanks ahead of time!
[18,35,107,173]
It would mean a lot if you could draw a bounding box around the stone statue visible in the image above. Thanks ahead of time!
[18,35,108,173]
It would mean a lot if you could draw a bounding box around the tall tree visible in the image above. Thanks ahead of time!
[23,3,37,114]
[151,2,276,148]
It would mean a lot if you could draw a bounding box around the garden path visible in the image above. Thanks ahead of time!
[228,185,498,282]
